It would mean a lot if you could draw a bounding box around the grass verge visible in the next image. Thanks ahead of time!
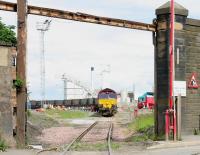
[28,111,60,129]
[128,113,154,142]
[27,111,60,145]
[71,142,120,151]
[45,109,90,119]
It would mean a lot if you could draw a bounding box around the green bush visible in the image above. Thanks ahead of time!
[0,18,17,46]
[13,77,24,89]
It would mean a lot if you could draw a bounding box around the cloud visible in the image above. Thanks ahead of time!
[1,0,199,99]
[26,17,154,99]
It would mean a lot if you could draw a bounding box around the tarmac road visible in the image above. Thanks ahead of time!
[1,145,200,155]
[118,145,200,155]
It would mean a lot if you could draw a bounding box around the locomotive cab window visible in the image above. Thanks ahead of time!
[108,93,117,99]
[99,93,108,99]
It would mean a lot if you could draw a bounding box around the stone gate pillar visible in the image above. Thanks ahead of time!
[154,2,188,138]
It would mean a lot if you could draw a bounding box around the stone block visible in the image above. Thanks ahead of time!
[0,46,16,145]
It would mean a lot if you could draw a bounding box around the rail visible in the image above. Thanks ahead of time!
[61,121,98,155]
[107,122,113,155]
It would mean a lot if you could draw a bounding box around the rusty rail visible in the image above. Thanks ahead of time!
[61,121,98,155]
[37,121,98,154]
[0,0,156,32]
[107,122,113,155]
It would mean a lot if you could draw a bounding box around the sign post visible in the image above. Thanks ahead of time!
[173,81,186,140]
[177,94,182,140]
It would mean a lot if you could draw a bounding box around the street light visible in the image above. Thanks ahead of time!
[91,67,94,92]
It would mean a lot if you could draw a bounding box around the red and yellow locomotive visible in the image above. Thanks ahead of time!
[98,88,117,116]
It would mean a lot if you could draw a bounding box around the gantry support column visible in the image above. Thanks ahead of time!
[16,0,27,146]
[154,1,188,138]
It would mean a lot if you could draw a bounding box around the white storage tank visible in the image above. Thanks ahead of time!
[120,90,128,104]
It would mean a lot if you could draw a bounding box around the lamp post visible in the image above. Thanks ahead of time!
[91,67,94,93]
[62,74,68,100]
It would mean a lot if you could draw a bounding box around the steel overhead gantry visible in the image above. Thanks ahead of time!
[0,0,156,146]
[0,0,156,32]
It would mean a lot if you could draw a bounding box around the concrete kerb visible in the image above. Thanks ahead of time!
[147,139,200,150]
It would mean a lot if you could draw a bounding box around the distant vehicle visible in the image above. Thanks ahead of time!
[97,88,117,116]
[138,92,154,109]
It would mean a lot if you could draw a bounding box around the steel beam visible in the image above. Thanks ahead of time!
[0,1,16,12]
[0,0,156,32]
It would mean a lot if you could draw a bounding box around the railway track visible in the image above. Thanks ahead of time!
[61,120,113,155]
[36,121,98,155]
[37,118,114,155]
[107,122,113,155]
[60,121,98,155]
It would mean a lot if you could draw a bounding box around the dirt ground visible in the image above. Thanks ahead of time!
[26,108,154,154]
[2,109,200,155]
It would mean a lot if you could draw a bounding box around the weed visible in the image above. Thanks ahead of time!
[193,128,199,135]
[27,110,31,117]
[0,138,8,152]
[13,76,24,89]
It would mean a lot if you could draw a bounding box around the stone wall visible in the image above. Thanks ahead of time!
[0,45,16,144]
[182,19,200,133]
[154,13,170,136]
[155,2,200,136]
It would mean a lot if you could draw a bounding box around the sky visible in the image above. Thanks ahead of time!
[0,0,200,100]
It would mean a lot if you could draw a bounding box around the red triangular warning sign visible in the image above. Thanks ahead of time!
[188,73,199,89]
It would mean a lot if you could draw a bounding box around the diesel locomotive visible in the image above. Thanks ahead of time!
[97,88,117,116]
[138,92,154,109]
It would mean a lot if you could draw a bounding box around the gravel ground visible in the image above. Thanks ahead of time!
[35,110,136,147]
[112,123,134,141]
[4,108,199,155]
[36,126,86,147]
[81,122,110,142]
[27,108,150,151]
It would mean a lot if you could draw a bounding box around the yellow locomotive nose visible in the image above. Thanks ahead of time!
[98,99,116,109]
